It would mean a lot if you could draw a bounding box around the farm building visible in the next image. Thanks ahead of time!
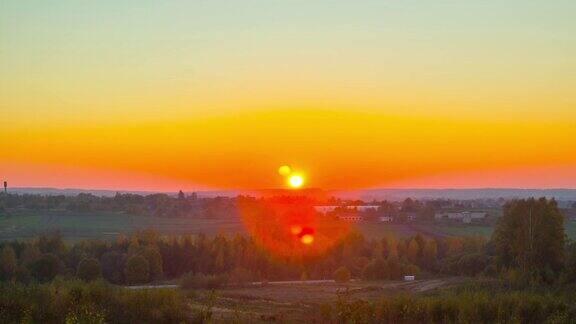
[435,211,487,224]
[337,215,364,222]
[314,205,379,214]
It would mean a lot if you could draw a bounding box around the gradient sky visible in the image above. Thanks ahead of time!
[1,1,575,190]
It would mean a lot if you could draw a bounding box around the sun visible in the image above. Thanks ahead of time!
[288,174,304,188]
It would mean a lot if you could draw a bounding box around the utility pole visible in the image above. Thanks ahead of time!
[2,181,6,194]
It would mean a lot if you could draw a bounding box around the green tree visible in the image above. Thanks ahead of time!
[124,255,149,285]
[493,198,565,276]
[77,257,102,282]
[0,245,17,281]
[28,253,61,282]
[142,247,163,281]
[100,251,126,284]
[362,258,386,280]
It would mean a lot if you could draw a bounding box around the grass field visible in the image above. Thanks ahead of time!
[0,210,246,241]
[2,210,576,241]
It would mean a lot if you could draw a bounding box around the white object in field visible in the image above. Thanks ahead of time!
[404,275,415,281]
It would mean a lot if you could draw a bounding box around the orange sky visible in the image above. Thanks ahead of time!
[2,1,576,190]
[2,109,576,190]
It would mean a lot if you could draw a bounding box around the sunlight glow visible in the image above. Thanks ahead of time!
[288,175,304,188]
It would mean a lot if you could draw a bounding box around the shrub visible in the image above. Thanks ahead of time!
[0,280,190,324]
[334,266,351,283]
[229,267,253,285]
[181,272,228,289]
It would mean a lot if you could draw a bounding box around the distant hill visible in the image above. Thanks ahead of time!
[333,188,576,201]
[9,187,241,198]
[9,187,576,201]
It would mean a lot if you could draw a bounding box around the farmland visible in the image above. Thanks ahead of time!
[3,209,576,242]
[0,210,246,241]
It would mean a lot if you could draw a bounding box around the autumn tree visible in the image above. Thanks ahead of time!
[422,239,438,268]
[406,239,420,264]
[0,245,17,281]
[28,253,61,282]
[124,255,150,285]
[334,266,351,283]
[142,247,163,281]
[77,257,102,282]
[493,198,565,276]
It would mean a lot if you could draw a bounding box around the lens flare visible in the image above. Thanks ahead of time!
[278,165,292,176]
[290,225,303,235]
[288,175,304,188]
[237,197,350,260]
[301,234,314,245]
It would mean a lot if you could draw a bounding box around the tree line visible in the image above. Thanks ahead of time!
[0,198,573,287]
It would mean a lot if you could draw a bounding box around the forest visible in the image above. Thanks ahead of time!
[1,197,576,322]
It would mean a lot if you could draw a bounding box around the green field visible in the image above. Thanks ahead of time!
[2,210,576,241]
[0,210,247,241]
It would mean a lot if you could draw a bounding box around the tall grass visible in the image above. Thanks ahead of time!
[0,279,190,323]
[317,289,576,323]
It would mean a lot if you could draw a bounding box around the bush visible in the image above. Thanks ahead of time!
[229,267,253,285]
[334,266,351,283]
[0,279,190,323]
[318,289,576,323]
[181,272,228,289]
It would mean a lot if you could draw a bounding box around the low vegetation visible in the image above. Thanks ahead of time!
[316,286,576,323]
[0,279,189,323]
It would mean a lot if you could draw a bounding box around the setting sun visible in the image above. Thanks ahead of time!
[288,175,304,188]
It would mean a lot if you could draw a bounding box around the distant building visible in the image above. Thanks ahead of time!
[337,215,364,222]
[379,216,393,222]
[405,213,418,222]
[352,205,380,212]
[435,211,487,224]
[314,205,380,214]
[314,206,339,213]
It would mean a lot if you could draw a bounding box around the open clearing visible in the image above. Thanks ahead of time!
[188,278,466,322]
